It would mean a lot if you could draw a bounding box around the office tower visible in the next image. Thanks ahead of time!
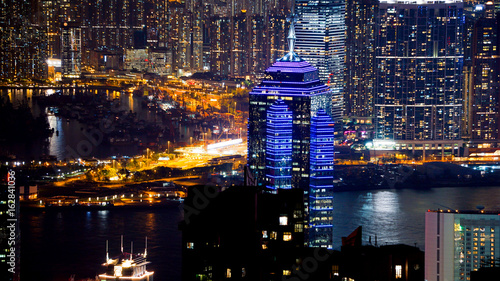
[308,110,334,248]
[468,3,500,141]
[375,0,464,141]
[344,0,378,118]
[248,19,334,248]
[295,0,345,125]
[425,210,500,281]
[61,22,81,79]
[265,100,293,190]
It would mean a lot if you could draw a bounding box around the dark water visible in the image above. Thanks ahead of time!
[20,186,500,281]
[1,88,203,160]
[20,205,183,281]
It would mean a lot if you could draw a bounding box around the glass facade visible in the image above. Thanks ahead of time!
[295,0,345,125]
[375,0,464,140]
[266,99,293,190]
[248,30,334,247]
[309,109,335,248]
[248,59,332,189]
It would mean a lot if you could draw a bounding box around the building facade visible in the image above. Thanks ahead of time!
[425,210,500,281]
[469,6,500,141]
[344,0,378,118]
[248,22,334,248]
[61,21,81,79]
[295,0,345,125]
[375,0,464,141]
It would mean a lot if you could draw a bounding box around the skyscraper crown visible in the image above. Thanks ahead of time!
[279,7,302,62]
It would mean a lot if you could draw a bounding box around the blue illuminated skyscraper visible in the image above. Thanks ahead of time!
[248,14,334,248]
[266,99,293,190]
[309,110,335,248]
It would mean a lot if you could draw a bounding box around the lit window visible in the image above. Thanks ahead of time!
[270,231,277,240]
[395,265,402,279]
[226,268,231,278]
[283,232,292,241]
[187,242,194,249]
[262,243,268,250]
[283,270,291,276]
[242,268,246,277]
[294,224,303,233]
[279,216,288,226]
[262,230,268,238]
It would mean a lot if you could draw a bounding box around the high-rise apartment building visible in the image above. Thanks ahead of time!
[209,15,231,77]
[0,0,48,80]
[295,0,345,125]
[231,11,249,77]
[344,0,378,118]
[425,210,500,281]
[465,3,500,141]
[61,21,81,79]
[375,0,464,141]
[248,20,334,248]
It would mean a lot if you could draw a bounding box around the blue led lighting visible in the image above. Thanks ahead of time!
[265,99,293,190]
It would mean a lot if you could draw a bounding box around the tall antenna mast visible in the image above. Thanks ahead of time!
[287,1,297,54]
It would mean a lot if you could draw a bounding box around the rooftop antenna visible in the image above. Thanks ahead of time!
[106,240,109,261]
[121,235,123,254]
[130,241,133,261]
[286,1,298,55]
[144,236,148,258]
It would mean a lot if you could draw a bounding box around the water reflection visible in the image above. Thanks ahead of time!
[2,88,212,160]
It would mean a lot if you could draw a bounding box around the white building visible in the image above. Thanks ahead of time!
[425,210,500,281]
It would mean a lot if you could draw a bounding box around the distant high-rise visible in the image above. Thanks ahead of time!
[231,11,249,77]
[295,0,345,125]
[248,17,334,248]
[209,15,231,77]
[0,0,48,80]
[425,210,500,281]
[61,22,81,79]
[345,0,378,118]
[465,3,500,141]
[375,0,464,141]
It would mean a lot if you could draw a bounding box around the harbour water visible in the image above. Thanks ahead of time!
[1,88,204,160]
[20,186,500,281]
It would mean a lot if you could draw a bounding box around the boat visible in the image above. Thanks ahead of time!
[99,237,154,281]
